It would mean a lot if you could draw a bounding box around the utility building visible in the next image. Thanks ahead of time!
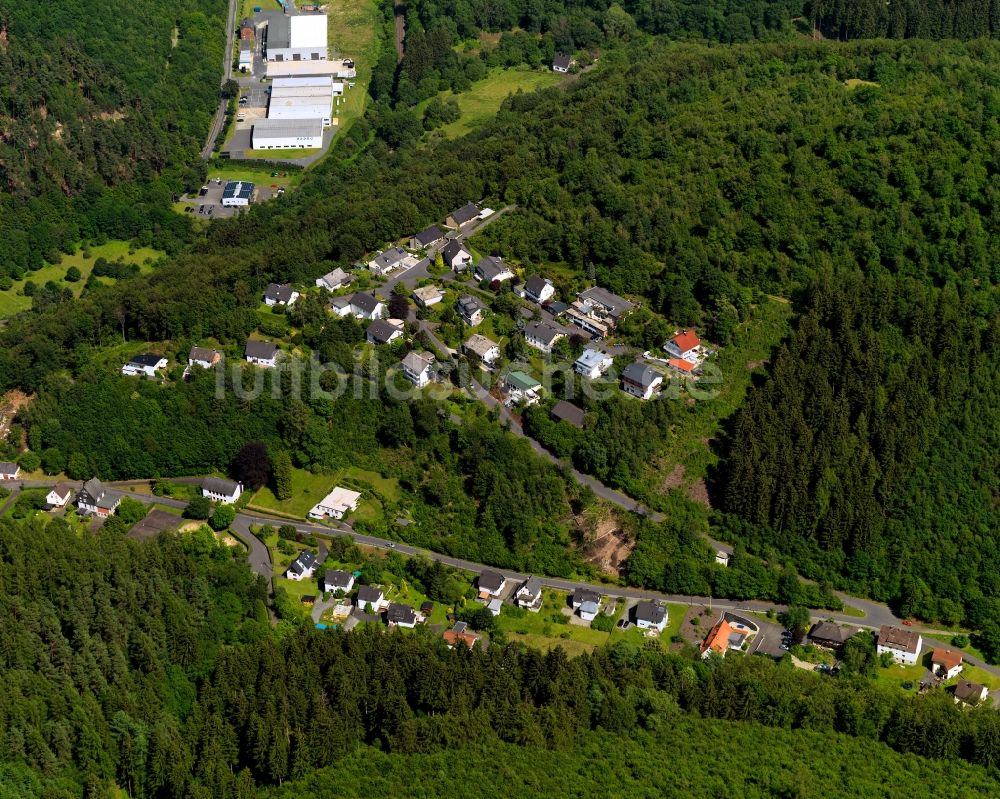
[252,118,324,150]
[265,14,328,62]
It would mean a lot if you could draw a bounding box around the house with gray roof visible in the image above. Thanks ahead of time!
[245,340,280,368]
[551,400,585,429]
[387,603,418,628]
[400,351,435,387]
[458,294,486,326]
[367,319,404,345]
[475,256,514,285]
[446,202,481,229]
[316,268,350,291]
[621,362,662,400]
[634,600,667,631]
[201,477,243,504]
[323,569,355,594]
[286,550,317,581]
[443,240,473,271]
[76,478,122,518]
[524,321,565,354]
[515,577,543,611]
[356,585,387,612]
[0,462,20,481]
[264,283,299,307]
[410,225,445,250]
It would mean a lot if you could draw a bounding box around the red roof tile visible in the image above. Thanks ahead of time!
[672,329,701,353]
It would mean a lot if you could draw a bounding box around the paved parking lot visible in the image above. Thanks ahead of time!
[178,179,244,219]
[240,82,269,109]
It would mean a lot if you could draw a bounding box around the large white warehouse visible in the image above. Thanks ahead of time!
[265,58,356,79]
[252,118,324,150]
[265,14,328,62]
[267,78,334,126]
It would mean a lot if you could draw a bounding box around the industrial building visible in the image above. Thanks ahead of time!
[221,181,255,207]
[267,77,335,126]
[265,14,328,62]
[252,118,324,150]
[239,40,253,72]
[265,58,356,79]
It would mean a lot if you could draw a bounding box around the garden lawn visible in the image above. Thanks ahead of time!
[0,241,164,319]
[250,468,340,517]
[609,602,686,647]
[207,163,304,190]
[427,68,565,139]
[496,589,612,654]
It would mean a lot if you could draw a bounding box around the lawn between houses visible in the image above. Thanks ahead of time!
[0,241,165,319]
[249,466,400,521]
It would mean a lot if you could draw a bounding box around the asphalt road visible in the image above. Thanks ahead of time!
[201,0,238,159]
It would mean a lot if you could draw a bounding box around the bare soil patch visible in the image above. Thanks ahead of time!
[577,513,634,577]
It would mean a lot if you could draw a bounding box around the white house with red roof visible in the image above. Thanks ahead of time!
[664,329,702,362]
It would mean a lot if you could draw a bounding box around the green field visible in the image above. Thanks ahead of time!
[207,164,304,189]
[250,466,399,520]
[0,241,164,319]
[326,0,382,135]
[427,68,565,139]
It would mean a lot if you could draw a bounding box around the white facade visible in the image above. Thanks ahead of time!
[121,357,167,378]
[0,463,21,481]
[265,59,356,79]
[266,14,328,62]
[202,479,243,504]
[401,352,434,387]
[252,118,324,150]
[574,349,612,379]
[46,487,72,507]
[308,486,362,520]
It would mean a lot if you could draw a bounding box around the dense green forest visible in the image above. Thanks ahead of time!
[0,0,225,278]
[808,0,1000,40]
[2,516,998,797]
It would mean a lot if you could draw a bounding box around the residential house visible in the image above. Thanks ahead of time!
[524,321,565,354]
[634,600,667,632]
[572,587,601,610]
[264,283,299,307]
[201,477,243,504]
[245,340,280,368]
[356,585,387,613]
[667,358,698,377]
[566,286,634,337]
[76,478,122,518]
[808,621,855,650]
[551,400,585,429]
[504,370,542,405]
[0,462,20,481]
[45,482,74,509]
[323,568,356,594]
[475,256,514,285]
[188,347,222,370]
[515,577,543,612]
[387,603,418,628]
[122,354,168,378]
[552,52,572,73]
[621,362,662,400]
[701,619,736,658]
[574,348,613,379]
[876,625,923,666]
[316,267,351,291]
[578,599,600,622]
[524,276,556,304]
[954,680,989,706]
[308,486,362,520]
[443,240,473,271]
[332,291,385,320]
[367,319,404,345]
[464,333,501,366]
[443,620,482,650]
[410,225,445,250]
[931,648,964,680]
[478,570,507,599]
[664,329,702,362]
[368,247,411,276]
[400,351,435,387]
[458,294,487,326]
[286,550,318,581]
[413,285,445,309]
[446,202,481,230]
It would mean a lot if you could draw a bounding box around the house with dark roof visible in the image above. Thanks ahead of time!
[443,240,473,271]
[475,256,514,285]
[551,400,585,429]
[410,225,445,250]
[523,276,555,304]
[515,577,543,612]
[387,603,418,628]
[634,600,667,632]
[458,294,487,326]
[524,321,565,354]
[552,52,572,73]
[954,680,989,706]
[808,621,855,650]
[478,570,507,599]
[367,319,404,345]
[286,550,318,581]
[245,340,280,368]
[446,202,481,229]
[76,478,122,518]
[621,362,662,400]
[45,482,75,509]
[323,569,355,594]
[356,585,387,612]
[122,353,168,378]
[367,246,412,276]
[572,587,601,609]
[877,625,923,666]
[201,477,243,504]
[188,347,222,370]
[264,283,299,307]
[332,291,385,320]
[0,462,20,481]
[316,267,350,291]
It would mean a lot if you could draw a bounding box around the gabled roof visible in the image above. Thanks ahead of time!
[50,481,75,499]
[505,370,540,392]
[202,477,240,496]
[517,576,542,599]
[458,294,486,315]
[668,358,696,373]
[325,568,354,588]
[387,603,417,625]
[369,247,408,271]
[288,550,317,575]
[449,202,480,226]
[317,267,349,288]
[188,346,221,364]
[478,570,505,593]
[878,625,921,654]
[464,333,498,359]
[79,477,107,504]
[553,52,572,70]
[476,256,510,282]
[525,321,563,346]
[809,621,853,645]
[443,240,471,262]
[635,600,666,625]
[0,461,19,476]
[412,225,444,247]
[954,680,987,704]
[128,353,165,368]
[622,362,660,388]
[702,619,735,655]
[245,340,279,359]
[367,319,402,343]
[578,286,633,316]
[580,600,600,616]
[931,648,963,671]
[265,283,296,303]
[671,329,701,353]
[357,585,384,604]
[401,350,434,373]
[551,400,585,429]
[524,276,550,298]
[351,291,381,315]
[573,587,601,606]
